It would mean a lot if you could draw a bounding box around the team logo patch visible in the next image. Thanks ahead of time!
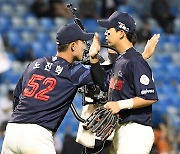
[140,74,149,85]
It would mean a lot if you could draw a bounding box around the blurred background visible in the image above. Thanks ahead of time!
[0,0,180,153]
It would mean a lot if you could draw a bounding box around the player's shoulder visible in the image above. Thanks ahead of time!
[70,62,91,77]
[125,48,150,68]
[31,56,48,64]
[32,56,63,65]
[127,48,144,62]
[72,62,90,70]
[27,56,54,70]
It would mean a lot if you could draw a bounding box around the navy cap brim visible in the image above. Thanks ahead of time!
[97,20,112,28]
[81,32,94,41]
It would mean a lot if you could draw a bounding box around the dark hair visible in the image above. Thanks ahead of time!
[126,32,137,46]
[57,43,70,52]
[115,28,137,45]
[57,40,80,52]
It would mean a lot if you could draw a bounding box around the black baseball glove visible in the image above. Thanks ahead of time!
[83,107,119,141]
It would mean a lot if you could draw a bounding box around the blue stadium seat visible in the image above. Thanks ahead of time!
[58,118,70,134]
[170,5,179,17]
[98,31,106,44]
[54,17,68,28]
[152,107,165,127]
[11,16,25,28]
[171,96,180,109]
[0,15,11,33]
[73,93,83,109]
[6,51,17,61]
[167,64,180,74]
[154,54,172,65]
[21,30,35,43]
[153,73,170,88]
[39,18,55,31]
[173,116,180,127]
[71,121,79,134]
[24,15,38,27]
[1,3,14,16]
[175,18,180,33]
[82,18,99,32]
[158,35,168,46]
[152,94,169,126]
[31,42,46,59]
[36,32,50,43]
[163,42,178,52]
[1,69,21,85]
[7,30,21,46]
[148,18,161,31]
[151,64,167,75]
[118,5,134,14]
[45,42,56,56]
[168,34,180,44]
[15,42,32,61]
[15,4,29,16]
[161,84,177,97]
[156,95,172,112]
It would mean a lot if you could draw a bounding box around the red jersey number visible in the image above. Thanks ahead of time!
[23,74,56,101]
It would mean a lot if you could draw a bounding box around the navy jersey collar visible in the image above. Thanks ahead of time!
[54,56,71,64]
[116,47,134,61]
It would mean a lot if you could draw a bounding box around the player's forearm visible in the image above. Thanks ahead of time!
[91,62,108,92]
[132,97,157,108]
[118,97,157,109]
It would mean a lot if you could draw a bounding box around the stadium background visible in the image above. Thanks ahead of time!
[0,0,180,153]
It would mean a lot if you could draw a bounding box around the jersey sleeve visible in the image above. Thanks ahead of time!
[131,58,158,100]
[13,63,31,98]
[13,74,23,98]
[70,63,94,87]
[90,62,111,92]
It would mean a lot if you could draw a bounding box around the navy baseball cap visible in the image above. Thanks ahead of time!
[97,11,136,33]
[56,23,94,45]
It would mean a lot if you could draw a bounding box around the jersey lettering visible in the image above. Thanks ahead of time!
[23,74,57,101]
[33,62,40,69]
[44,62,53,71]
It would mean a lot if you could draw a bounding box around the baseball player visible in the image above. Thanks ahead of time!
[89,11,159,154]
[79,38,160,154]
[1,23,99,154]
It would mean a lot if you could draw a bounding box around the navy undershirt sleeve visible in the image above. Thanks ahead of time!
[90,62,108,92]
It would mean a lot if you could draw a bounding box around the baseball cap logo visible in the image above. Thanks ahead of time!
[118,22,129,32]
[97,11,136,33]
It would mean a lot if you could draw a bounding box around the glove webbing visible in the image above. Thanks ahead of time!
[91,110,112,133]
[84,108,107,129]
[97,114,118,141]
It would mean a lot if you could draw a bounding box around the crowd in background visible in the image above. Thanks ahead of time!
[0,0,180,153]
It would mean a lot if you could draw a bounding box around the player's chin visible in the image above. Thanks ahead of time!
[106,41,112,47]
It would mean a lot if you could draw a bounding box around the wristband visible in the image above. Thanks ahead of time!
[117,98,134,109]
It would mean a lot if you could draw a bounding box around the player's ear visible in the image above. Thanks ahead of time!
[71,42,76,52]
[119,30,125,40]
